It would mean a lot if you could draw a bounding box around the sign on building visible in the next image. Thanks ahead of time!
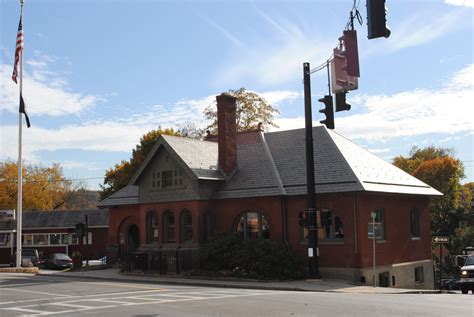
[0,210,15,221]
[433,236,449,244]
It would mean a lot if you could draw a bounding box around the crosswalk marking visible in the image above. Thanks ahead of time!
[2,289,291,316]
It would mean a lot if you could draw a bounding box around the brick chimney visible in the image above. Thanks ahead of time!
[216,93,237,176]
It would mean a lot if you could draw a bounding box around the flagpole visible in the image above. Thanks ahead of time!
[16,0,24,269]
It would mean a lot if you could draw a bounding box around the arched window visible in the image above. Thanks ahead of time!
[146,211,158,243]
[164,211,175,243]
[234,212,269,239]
[181,210,193,243]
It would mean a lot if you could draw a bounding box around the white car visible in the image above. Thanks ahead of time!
[82,256,107,267]
[460,255,474,294]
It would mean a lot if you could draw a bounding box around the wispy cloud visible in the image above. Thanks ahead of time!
[369,9,471,53]
[0,89,300,162]
[212,8,333,87]
[199,14,245,49]
[0,55,102,117]
[272,64,474,141]
[445,0,474,8]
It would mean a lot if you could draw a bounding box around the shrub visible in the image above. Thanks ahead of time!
[199,234,304,280]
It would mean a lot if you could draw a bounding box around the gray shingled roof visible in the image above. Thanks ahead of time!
[0,209,108,231]
[265,127,363,195]
[99,126,441,206]
[163,135,224,180]
[97,185,138,207]
[327,130,441,195]
[213,141,282,199]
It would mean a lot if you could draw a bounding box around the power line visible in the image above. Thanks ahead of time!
[0,177,103,185]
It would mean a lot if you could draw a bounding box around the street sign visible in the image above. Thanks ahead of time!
[433,236,449,244]
[0,210,15,221]
[368,223,383,239]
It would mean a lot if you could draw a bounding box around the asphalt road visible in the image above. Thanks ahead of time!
[0,274,472,317]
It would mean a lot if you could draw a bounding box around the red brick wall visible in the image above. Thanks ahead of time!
[356,192,432,268]
[105,191,432,270]
[286,193,359,268]
[0,227,108,264]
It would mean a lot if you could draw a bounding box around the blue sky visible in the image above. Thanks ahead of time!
[1,0,473,190]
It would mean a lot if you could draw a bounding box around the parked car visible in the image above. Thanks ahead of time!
[460,255,474,294]
[44,253,73,270]
[82,256,107,267]
[10,249,40,267]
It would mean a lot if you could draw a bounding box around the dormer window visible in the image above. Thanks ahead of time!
[162,170,173,187]
[151,169,183,189]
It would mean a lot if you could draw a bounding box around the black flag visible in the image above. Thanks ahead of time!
[20,94,31,128]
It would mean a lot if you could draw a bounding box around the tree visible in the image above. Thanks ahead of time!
[100,127,181,199]
[393,146,470,248]
[204,88,279,134]
[0,161,72,211]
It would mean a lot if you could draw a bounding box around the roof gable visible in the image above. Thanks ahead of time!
[129,135,224,186]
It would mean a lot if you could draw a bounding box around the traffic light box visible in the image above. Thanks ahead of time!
[367,0,390,39]
[319,95,335,129]
[335,92,351,112]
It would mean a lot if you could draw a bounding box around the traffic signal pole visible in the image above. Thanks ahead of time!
[303,62,320,279]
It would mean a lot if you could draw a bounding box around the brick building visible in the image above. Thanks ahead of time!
[0,209,108,264]
[99,94,441,288]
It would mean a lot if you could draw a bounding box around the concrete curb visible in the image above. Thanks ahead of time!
[35,271,440,294]
[37,271,313,292]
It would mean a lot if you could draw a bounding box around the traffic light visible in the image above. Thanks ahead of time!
[341,30,360,77]
[335,92,351,112]
[318,95,334,129]
[367,0,390,39]
[331,48,358,93]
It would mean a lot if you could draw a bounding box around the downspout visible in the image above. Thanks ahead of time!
[281,195,289,245]
[353,192,359,254]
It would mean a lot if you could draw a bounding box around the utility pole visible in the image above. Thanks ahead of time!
[303,62,320,279]
[371,211,376,287]
[85,214,89,266]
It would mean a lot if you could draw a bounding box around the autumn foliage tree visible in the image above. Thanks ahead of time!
[100,127,181,199]
[204,88,279,134]
[393,146,471,250]
[0,161,72,211]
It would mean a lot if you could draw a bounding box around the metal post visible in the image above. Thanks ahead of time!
[15,1,25,269]
[85,214,89,266]
[372,212,376,287]
[303,62,320,279]
[439,243,442,291]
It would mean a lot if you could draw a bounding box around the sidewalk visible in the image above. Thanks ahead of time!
[36,268,438,294]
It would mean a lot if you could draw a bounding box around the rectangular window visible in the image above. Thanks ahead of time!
[82,232,93,245]
[369,208,385,240]
[50,234,61,245]
[410,209,420,238]
[0,233,8,246]
[61,234,69,245]
[33,234,48,245]
[300,210,344,242]
[318,210,344,240]
[22,234,33,246]
[166,214,175,243]
[70,233,78,245]
[162,171,173,188]
[299,212,309,242]
[415,266,424,283]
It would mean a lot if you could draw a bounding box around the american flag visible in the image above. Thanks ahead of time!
[12,14,24,84]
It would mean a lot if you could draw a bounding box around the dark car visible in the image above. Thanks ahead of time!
[44,253,73,269]
[10,249,40,267]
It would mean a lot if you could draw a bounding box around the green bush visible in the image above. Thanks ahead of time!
[199,234,304,280]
